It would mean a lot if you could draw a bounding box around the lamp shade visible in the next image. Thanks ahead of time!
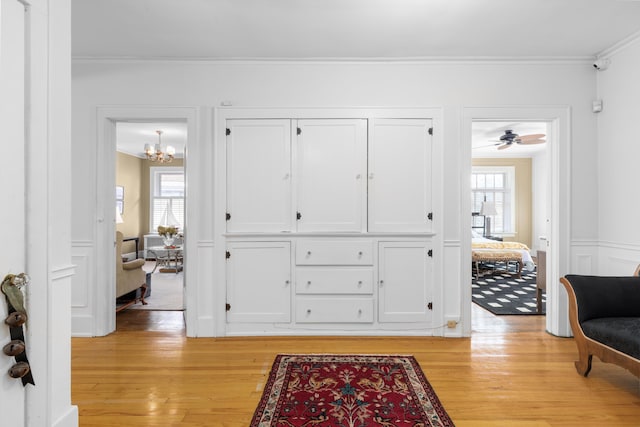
[115,206,124,224]
[480,201,498,216]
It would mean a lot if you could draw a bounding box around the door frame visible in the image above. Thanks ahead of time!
[95,106,199,336]
[461,106,571,337]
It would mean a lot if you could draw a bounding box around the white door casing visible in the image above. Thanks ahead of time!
[0,0,27,422]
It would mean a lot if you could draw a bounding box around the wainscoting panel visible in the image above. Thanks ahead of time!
[569,240,597,275]
[186,240,215,337]
[71,241,94,336]
[598,241,640,275]
[443,239,463,337]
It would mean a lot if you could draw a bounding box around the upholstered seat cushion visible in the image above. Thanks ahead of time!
[581,317,640,359]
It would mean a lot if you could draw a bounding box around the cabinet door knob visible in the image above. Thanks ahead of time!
[284,173,290,179]
[306,309,311,314]
[307,280,312,285]
[379,280,384,286]
[307,251,312,256]
[369,173,374,179]
[356,174,361,179]
[358,309,362,315]
[358,251,363,256]
[358,280,362,286]
[285,280,290,285]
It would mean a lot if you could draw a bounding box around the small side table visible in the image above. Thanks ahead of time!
[147,245,183,274]
[536,250,546,314]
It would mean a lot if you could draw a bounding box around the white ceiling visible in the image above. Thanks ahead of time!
[79,1,639,156]
[72,0,640,61]
[116,122,187,159]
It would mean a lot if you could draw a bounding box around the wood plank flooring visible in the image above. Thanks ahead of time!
[71,306,640,426]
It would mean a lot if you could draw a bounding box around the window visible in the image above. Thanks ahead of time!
[471,166,515,235]
[150,167,184,232]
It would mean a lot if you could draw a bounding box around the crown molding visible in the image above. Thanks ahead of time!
[71,56,595,66]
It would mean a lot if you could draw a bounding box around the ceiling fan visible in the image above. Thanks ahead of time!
[493,129,546,150]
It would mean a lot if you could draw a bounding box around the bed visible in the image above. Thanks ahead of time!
[472,236,535,278]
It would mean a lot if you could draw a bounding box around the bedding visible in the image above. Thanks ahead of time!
[472,236,536,271]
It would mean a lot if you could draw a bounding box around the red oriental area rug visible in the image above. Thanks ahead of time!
[250,354,454,427]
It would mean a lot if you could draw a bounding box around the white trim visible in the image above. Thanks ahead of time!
[72,57,595,65]
[51,264,76,281]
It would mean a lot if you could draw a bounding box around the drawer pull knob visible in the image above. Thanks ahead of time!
[358,280,363,285]
[358,309,362,315]
[356,174,361,179]
[307,280,312,285]
[307,251,312,256]
[358,251,363,256]
[306,309,311,314]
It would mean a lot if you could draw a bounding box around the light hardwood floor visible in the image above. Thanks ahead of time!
[71,306,640,426]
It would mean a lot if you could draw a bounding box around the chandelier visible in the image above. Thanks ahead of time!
[144,130,175,163]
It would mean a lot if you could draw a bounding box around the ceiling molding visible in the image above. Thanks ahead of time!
[597,28,640,58]
[72,56,595,65]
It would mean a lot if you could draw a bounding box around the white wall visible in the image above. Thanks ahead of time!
[596,40,640,274]
[72,60,599,336]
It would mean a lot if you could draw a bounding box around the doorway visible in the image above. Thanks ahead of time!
[115,122,186,316]
[94,106,199,337]
[461,106,572,338]
[470,121,548,320]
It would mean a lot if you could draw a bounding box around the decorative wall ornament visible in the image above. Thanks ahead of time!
[1,273,35,386]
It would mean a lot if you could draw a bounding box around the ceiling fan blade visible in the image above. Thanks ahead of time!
[518,133,545,141]
[519,138,546,145]
[473,143,500,149]
[497,143,512,150]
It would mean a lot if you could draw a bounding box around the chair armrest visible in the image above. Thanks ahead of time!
[123,258,145,270]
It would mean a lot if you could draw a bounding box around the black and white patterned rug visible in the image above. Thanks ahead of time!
[472,269,546,315]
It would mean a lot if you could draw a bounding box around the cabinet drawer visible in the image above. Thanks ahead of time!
[296,240,373,265]
[296,298,374,323]
[296,268,373,294]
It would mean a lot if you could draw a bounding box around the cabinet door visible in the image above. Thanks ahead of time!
[378,241,432,323]
[296,119,367,232]
[369,119,432,232]
[226,242,291,323]
[226,119,292,232]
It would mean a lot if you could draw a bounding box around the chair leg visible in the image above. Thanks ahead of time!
[575,354,593,377]
[138,284,148,305]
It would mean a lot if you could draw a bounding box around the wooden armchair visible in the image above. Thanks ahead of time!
[115,231,148,312]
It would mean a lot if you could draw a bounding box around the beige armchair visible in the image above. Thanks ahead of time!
[116,231,148,311]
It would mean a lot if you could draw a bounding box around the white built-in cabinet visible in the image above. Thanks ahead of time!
[223,116,437,335]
